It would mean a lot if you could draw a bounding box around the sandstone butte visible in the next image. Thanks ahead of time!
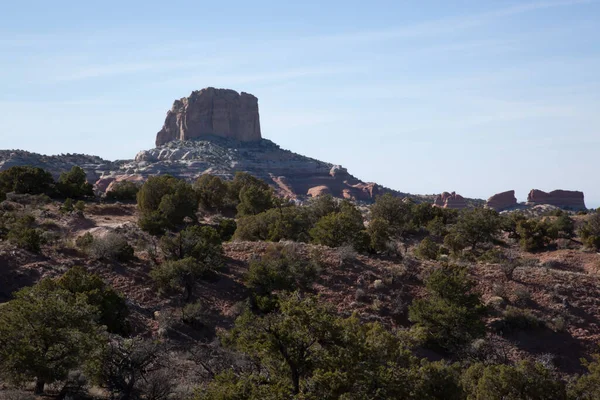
[155,88,262,146]
[527,189,586,210]
[485,190,518,211]
[433,191,467,209]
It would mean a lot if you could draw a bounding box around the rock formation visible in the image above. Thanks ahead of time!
[526,189,586,210]
[155,88,261,146]
[486,190,518,211]
[433,191,467,209]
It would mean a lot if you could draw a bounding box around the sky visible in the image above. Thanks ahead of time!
[1,0,599,206]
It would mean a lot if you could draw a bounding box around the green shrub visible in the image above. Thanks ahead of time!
[137,175,198,233]
[86,232,135,262]
[310,201,368,251]
[516,219,552,251]
[446,208,502,253]
[371,193,414,238]
[236,185,276,217]
[415,237,439,260]
[216,217,237,241]
[0,166,56,196]
[75,232,94,249]
[7,215,44,253]
[367,217,391,253]
[150,257,209,301]
[462,361,566,400]
[234,205,311,242]
[58,265,130,335]
[245,243,320,311]
[194,174,228,212]
[60,198,74,213]
[0,279,104,394]
[105,181,140,202]
[498,306,545,332]
[580,212,600,251]
[57,166,93,199]
[160,225,223,267]
[408,265,486,352]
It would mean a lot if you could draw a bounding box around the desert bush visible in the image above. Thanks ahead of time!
[60,198,74,213]
[462,361,567,400]
[7,215,45,253]
[0,279,104,394]
[151,257,210,301]
[516,218,553,251]
[106,180,141,202]
[87,232,135,262]
[580,212,600,251]
[568,353,600,399]
[499,307,545,332]
[216,217,237,241]
[160,225,223,267]
[234,205,311,242]
[137,175,198,233]
[57,166,93,199]
[0,166,56,196]
[245,243,320,311]
[445,208,502,253]
[58,265,130,335]
[194,174,229,212]
[367,217,391,253]
[236,185,276,217]
[370,193,414,238]
[181,301,207,329]
[415,237,439,260]
[76,232,94,249]
[408,265,486,352]
[310,201,368,251]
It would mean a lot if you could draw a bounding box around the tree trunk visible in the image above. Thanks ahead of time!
[291,368,300,395]
[34,379,45,395]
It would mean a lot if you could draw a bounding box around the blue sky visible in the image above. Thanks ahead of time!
[1,0,599,206]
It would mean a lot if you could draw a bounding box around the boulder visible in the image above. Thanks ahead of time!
[155,88,261,146]
[433,191,467,209]
[486,190,517,211]
[526,189,586,210]
[307,185,331,197]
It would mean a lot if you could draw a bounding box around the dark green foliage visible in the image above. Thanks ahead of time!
[216,217,237,241]
[60,197,74,213]
[409,265,486,352]
[462,361,566,400]
[516,219,553,251]
[244,244,319,311]
[58,266,130,335]
[226,172,270,205]
[0,166,55,196]
[445,208,502,254]
[552,213,575,239]
[310,201,368,251]
[137,175,198,233]
[150,257,210,301]
[138,211,169,236]
[415,237,440,260]
[57,166,94,199]
[501,212,527,239]
[234,205,311,242]
[499,307,545,333]
[236,185,276,216]
[0,279,104,393]
[160,225,223,265]
[202,292,462,399]
[7,214,44,253]
[105,181,141,202]
[371,193,414,237]
[569,353,600,399]
[75,232,94,249]
[306,194,340,222]
[195,174,228,212]
[367,217,391,253]
[580,212,600,250]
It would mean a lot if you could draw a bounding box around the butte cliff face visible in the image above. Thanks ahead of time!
[433,191,467,209]
[155,88,261,146]
[486,190,518,211]
[527,189,586,210]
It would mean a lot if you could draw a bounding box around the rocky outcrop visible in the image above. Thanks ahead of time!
[486,190,518,211]
[526,189,586,210]
[155,88,261,146]
[433,191,467,209]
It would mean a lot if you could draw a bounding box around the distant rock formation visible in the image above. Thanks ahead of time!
[433,191,467,209]
[527,189,586,210]
[486,190,518,211]
[155,88,261,146]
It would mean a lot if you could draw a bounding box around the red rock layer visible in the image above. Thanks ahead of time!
[526,189,586,210]
[433,191,467,209]
[486,190,517,211]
